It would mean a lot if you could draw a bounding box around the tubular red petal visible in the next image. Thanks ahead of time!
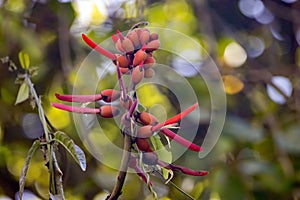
[157,160,208,176]
[82,34,116,60]
[160,128,203,152]
[112,34,119,43]
[152,103,198,131]
[116,30,125,40]
[51,102,100,114]
[141,44,147,51]
[55,93,102,103]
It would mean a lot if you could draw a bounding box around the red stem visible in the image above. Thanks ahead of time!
[127,99,138,118]
[116,63,127,101]
[128,157,153,186]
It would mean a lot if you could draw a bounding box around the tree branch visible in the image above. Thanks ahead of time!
[106,133,132,200]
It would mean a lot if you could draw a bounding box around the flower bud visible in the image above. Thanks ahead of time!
[137,125,153,138]
[121,38,135,54]
[99,105,120,118]
[127,30,140,48]
[135,28,143,38]
[117,55,130,68]
[144,56,155,69]
[116,39,125,53]
[100,89,120,102]
[133,49,147,66]
[119,67,129,74]
[142,152,158,165]
[136,138,151,152]
[131,66,144,85]
[144,68,155,78]
[139,112,158,125]
[150,33,159,41]
[146,40,160,52]
[139,29,150,45]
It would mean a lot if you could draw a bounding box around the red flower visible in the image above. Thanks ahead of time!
[137,103,203,152]
[82,34,117,61]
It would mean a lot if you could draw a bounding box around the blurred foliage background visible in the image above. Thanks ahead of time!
[1,0,300,199]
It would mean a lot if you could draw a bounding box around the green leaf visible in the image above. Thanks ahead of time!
[15,82,29,105]
[54,131,86,171]
[137,103,146,113]
[150,135,172,179]
[18,51,30,69]
[19,140,40,200]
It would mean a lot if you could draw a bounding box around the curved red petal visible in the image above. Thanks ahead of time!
[160,128,203,152]
[82,34,116,60]
[55,93,102,103]
[152,103,198,131]
[157,160,208,176]
[51,102,100,114]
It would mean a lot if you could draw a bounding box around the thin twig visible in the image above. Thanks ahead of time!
[25,75,65,198]
[106,133,132,200]
[155,171,195,200]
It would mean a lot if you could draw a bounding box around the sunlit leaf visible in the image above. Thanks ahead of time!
[54,131,86,171]
[18,51,30,69]
[164,168,174,184]
[222,75,244,94]
[19,140,40,200]
[15,82,29,105]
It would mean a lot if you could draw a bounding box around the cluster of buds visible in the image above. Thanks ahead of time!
[52,25,208,189]
[112,28,159,80]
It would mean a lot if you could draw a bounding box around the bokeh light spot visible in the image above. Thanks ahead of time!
[255,8,274,24]
[281,0,297,3]
[267,76,292,104]
[245,36,265,58]
[238,0,264,18]
[222,75,244,94]
[173,50,202,77]
[224,42,247,68]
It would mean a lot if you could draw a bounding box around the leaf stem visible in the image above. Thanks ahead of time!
[24,75,64,198]
[156,171,195,200]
